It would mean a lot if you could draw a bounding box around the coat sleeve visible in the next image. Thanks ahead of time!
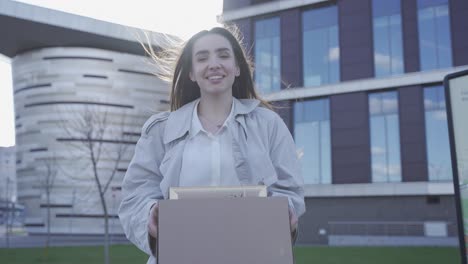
[118,114,167,256]
[267,113,306,219]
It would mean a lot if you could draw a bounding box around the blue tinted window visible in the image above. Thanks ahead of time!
[255,17,281,94]
[369,91,402,182]
[303,6,340,87]
[303,6,337,30]
[417,0,452,70]
[294,99,331,184]
[372,0,404,77]
[419,0,448,9]
[373,0,401,16]
[424,86,453,181]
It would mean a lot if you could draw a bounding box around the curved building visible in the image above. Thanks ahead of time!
[1,1,176,234]
[13,47,168,233]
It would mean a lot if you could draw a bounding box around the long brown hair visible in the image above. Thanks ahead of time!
[163,26,269,111]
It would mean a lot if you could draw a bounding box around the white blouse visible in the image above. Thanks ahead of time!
[178,100,240,187]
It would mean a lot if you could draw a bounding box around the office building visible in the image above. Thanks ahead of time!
[221,0,468,245]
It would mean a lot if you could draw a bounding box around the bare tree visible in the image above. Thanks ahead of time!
[3,176,11,248]
[59,106,131,264]
[39,156,58,250]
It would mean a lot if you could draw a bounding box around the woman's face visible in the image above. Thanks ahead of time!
[189,33,240,97]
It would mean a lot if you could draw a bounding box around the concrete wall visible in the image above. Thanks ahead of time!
[450,0,468,66]
[338,0,374,81]
[0,147,16,203]
[399,85,428,182]
[401,0,420,73]
[280,9,301,88]
[331,92,371,184]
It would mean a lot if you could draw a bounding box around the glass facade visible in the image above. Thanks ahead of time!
[246,0,456,187]
[254,17,281,93]
[294,99,331,184]
[424,86,453,181]
[372,0,404,77]
[369,91,402,183]
[417,0,452,70]
[302,6,339,87]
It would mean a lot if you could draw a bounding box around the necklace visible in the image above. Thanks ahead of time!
[199,115,223,127]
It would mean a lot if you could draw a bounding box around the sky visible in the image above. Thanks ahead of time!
[0,0,223,147]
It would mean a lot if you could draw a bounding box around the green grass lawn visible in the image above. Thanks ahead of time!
[0,245,147,264]
[294,246,461,264]
[0,245,461,264]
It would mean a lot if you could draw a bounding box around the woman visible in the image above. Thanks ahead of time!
[118,27,305,263]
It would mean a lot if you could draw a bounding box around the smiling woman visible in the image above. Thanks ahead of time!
[0,55,15,147]
[118,26,306,263]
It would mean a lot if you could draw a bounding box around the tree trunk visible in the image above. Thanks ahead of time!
[46,190,51,248]
[5,204,10,249]
[5,179,10,248]
[89,140,110,264]
[100,193,110,264]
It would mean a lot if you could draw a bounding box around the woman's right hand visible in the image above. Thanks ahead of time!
[148,203,159,239]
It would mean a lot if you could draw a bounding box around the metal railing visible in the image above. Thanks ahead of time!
[328,221,456,237]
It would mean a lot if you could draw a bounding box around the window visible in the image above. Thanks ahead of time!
[369,91,402,182]
[424,86,453,181]
[417,0,452,70]
[372,0,404,77]
[255,17,281,93]
[252,0,273,4]
[302,6,339,87]
[294,99,331,184]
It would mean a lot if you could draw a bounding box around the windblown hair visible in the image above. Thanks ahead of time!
[142,26,270,111]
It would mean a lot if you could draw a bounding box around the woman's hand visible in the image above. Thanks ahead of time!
[289,207,298,243]
[289,207,298,232]
[148,203,159,239]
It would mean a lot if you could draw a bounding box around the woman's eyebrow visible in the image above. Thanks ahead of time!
[194,48,231,56]
[194,50,209,56]
[215,48,231,53]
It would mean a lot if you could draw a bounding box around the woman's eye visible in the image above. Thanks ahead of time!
[197,57,208,62]
[219,53,230,58]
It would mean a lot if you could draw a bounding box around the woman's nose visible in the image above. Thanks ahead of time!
[208,57,221,69]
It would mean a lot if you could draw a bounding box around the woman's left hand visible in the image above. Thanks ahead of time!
[289,207,298,243]
[289,207,298,232]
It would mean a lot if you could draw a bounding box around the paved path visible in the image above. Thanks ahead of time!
[0,234,131,248]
